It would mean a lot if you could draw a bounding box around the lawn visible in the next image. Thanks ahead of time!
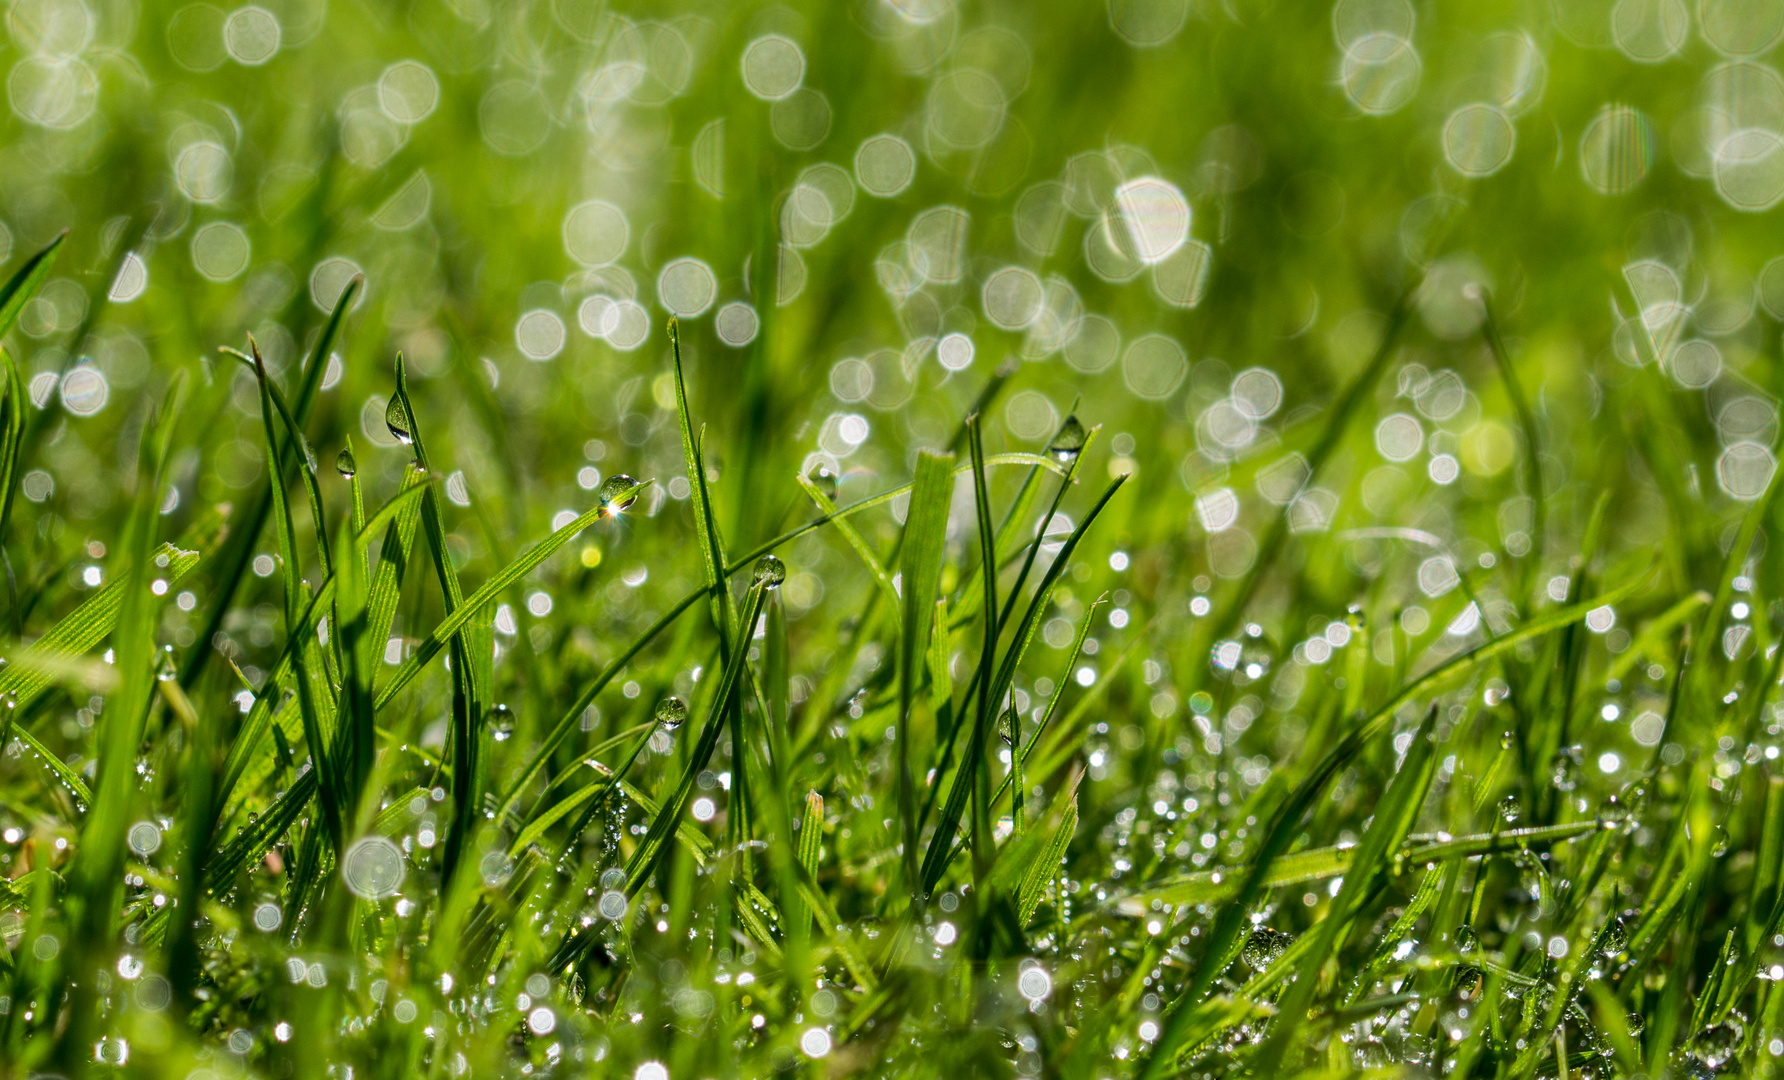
[1,1,1781,1077]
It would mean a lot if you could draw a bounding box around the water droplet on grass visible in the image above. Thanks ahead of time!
[335,447,357,478]
[489,703,515,741]
[1689,1015,1744,1070]
[753,554,786,589]
[655,697,687,731]
[596,473,644,516]
[1049,415,1087,463]
[1242,926,1294,970]
[385,398,412,445]
[1497,795,1521,824]
[806,463,838,500]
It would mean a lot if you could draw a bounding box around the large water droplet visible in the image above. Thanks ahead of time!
[998,707,1017,747]
[806,463,838,501]
[1688,1015,1744,1070]
[385,398,412,445]
[1497,795,1521,825]
[336,447,357,479]
[752,554,786,589]
[489,703,515,742]
[1241,926,1294,971]
[655,697,688,731]
[1599,910,1634,958]
[1048,414,1087,463]
[595,473,644,516]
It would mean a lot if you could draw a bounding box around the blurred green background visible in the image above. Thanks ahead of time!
[10,0,1781,576]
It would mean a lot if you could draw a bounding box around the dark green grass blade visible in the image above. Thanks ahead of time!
[390,354,493,879]
[898,450,955,897]
[920,473,1128,897]
[668,316,736,652]
[965,417,999,891]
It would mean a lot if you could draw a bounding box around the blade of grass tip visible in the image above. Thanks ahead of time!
[993,418,1096,639]
[897,449,955,899]
[669,316,737,652]
[1479,290,1545,582]
[965,417,1000,894]
[919,473,1129,898]
[249,342,308,628]
[224,344,333,578]
[1017,783,1079,925]
[0,232,65,342]
[179,274,362,692]
[1246,704,1442,1075]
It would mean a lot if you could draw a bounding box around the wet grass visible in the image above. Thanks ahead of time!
[1,217,1782,1080]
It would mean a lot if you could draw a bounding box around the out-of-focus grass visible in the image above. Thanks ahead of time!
[3,1,1784,1078]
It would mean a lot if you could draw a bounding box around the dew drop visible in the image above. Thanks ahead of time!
[385,398,412,445]
[1048,414,1087,463]
[596,473,645,516]
[336,447,357,479]
[1689,1016,1744,1070]
[489,703,515,742]
[1497,795,1521,824]
[1599,910,1634,958]
[1241,926,1294,971]
[752,554,786,589]
[654,697,688,731]
[806,463,838,500]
